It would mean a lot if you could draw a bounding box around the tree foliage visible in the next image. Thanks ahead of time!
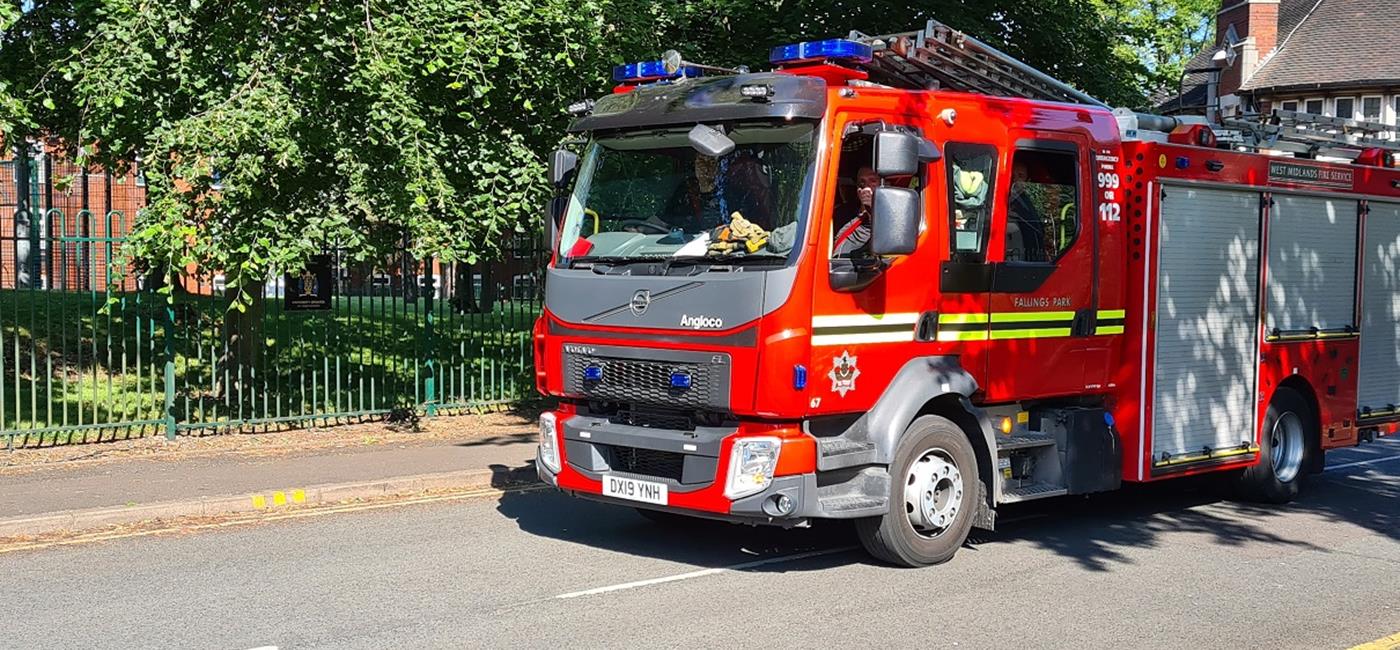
[1092,0,1216,98]
[0,0,1176,296]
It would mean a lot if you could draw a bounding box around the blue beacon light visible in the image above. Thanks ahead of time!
[669,371,694,389]
[612,61,705,83]
[769,39,874,65]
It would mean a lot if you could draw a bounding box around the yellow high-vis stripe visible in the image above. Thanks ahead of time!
[1097,309,1126,319]
[990,311,1076,323]
[1095,325,1125,335]
[938,313,988,324]
[990,327,1073,340]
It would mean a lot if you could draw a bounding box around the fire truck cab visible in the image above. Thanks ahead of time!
[532,22,1400,567]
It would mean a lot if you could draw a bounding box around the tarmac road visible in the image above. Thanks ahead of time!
[2,438,1398,649]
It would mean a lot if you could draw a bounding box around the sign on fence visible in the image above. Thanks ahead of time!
[284,255,333,311]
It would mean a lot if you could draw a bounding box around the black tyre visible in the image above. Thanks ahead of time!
[1238,387,1314,503]
[856,415,979,567]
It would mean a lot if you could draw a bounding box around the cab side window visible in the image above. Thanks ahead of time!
[830,132,876,258]
[1005,149,1079,263]
[946,143,997,261]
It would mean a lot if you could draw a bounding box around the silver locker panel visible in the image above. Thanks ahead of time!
[1266,195,1358,333]
[1153,185,1261,459]
[1359,201,1400,413]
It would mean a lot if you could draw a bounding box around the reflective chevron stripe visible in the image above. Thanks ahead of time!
[1096,309,1126,335]
[811,313,919,346]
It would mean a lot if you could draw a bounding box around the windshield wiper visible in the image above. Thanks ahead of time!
[664,253,788,271]
[569,255,665,269]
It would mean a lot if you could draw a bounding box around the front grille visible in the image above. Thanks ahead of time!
[612,407,695,431]
[607,446,686,482]
[565,354,724,409]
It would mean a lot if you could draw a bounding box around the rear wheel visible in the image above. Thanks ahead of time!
[856,415,979,567]
[1239,387,1314,503]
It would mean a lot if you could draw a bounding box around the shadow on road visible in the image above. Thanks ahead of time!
[493,442,1400,573]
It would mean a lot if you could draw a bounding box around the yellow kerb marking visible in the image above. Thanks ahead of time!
[291,489,306,504]
[251,494,267,509]
[272,491,287,506]
[1349,631,1400,650]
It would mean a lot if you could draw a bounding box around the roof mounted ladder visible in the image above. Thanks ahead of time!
[848,19,1108,108]
[1219,110,1400,159]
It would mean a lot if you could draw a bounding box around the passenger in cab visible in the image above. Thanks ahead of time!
[833,166,880,257]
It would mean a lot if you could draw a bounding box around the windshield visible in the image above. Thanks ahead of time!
[556,123,816,268]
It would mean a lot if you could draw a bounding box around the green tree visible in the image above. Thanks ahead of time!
[0,0,1160,300]
[0,0,24,140]
[632,0,1149,107]
[3,0,627,299]
[1092,0,1216,102]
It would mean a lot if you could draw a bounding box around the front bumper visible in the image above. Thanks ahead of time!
[536,406,899,524]
[536,408,821,526]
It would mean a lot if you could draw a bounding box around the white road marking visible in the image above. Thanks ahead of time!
[554,546,856,599]
[1325,454,1400,472]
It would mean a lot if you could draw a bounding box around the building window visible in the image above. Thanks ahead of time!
[1361,96,1383,123]
[1304,98,1324,115]
[1394,96,1400,125]
[1333,97,1356,119]
[1279,100,1299,113]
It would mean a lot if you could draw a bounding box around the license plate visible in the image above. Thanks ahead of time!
[602,475,668,505]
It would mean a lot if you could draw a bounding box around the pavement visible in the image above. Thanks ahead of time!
[0,438,1396,648]
[0,434,1394,647]
[0,428,539,538]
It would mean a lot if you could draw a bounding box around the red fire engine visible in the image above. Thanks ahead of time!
[532,19,1400,566]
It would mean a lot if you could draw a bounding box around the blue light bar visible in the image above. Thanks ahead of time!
[669,371,693,389]
[769,39,873,66]
[583,365,603,382]
[611,61,705,83]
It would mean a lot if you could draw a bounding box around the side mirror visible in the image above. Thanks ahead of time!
[873,131,940,177]
[870,186,919,256]
[549,149,578,188]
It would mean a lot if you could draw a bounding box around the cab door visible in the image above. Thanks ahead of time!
[983,135,1103,400]
[807,112,943,416]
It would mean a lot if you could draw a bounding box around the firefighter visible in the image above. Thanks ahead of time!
[665,154,728,233]
[833,166,880,257]
[1007,160,1049,261]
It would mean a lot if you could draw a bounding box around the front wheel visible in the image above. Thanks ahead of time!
[856,415,979,567]
[1238,387,1314,503]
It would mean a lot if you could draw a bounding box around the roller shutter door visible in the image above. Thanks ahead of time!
[1359,201,1400,415]
[1265,195,1359,335]
[1152,185,1261,460]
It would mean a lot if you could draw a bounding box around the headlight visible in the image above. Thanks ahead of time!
[538,412,561,473]
[724,437,782,500]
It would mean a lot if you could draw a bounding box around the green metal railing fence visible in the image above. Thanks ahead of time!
[1,152,546,448]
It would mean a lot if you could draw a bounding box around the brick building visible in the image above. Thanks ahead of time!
[1156,0,1400,134]
[0,143,147,291]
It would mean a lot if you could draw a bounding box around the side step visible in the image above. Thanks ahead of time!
[817,495,888,518]
[816,438,878,471]
[995,430,1057,452]
[1000,482,1068,503]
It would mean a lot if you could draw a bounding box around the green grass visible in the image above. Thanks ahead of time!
[0,289,539,447]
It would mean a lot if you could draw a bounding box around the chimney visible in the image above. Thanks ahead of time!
[1216,0,1280,98]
